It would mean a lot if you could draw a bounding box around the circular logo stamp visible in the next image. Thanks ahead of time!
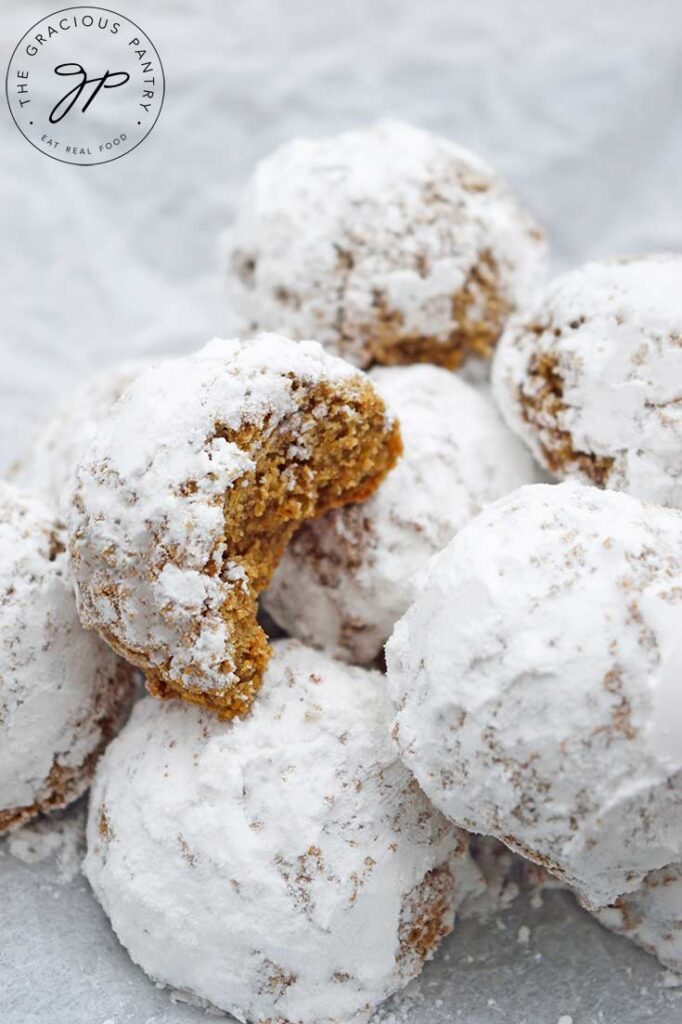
[5,6,164,165]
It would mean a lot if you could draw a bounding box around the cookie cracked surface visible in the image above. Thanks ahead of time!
[227,120,547,371]
[387,482,682,909]
[492,254,682,507]
[0,482,136,834]
[85,639,481,1024]
[68,335,401,718]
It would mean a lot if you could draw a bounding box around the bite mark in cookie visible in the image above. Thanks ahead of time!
[69,336,401,719]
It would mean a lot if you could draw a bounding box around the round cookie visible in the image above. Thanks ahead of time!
[69,335,401,719]
[592,863,682,973]
[0,483,136,834]
[492,254,682,507]
[264,364,539,664]
[227,120,547,371]
[10,361,148,513]
[387,482,682,909]
[85,639,481,1024]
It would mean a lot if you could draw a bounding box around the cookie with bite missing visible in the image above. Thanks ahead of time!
[69,335,401,719]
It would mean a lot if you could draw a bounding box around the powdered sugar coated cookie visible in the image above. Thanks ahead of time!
[85,640,481,1023]
[69,335,401,718]
[492,254,682,506]
[228,120,547,370]
[387,482,682,908]
[0,483,136,834]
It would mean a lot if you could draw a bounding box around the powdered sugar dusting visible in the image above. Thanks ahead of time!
[492,254,682,506]
[387,482,682,909]
[85,640,481,1023]
[0,483,136,832]
[227,120,547,368]
[592,861,682,974]
[7,805,86,883]
[9,361,150,515]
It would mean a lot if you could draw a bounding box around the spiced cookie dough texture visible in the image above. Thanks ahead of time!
[85,640,480,1024]
[387,482,682,909]
[264,364,539,664]
[492,254,682,507]
[10,361,148,512]
[0,483,136,835]
[227,120,547,371]
[68,335,401,719]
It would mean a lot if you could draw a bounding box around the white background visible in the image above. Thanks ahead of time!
[2,0,682,471]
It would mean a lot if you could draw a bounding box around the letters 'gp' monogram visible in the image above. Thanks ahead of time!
[49,63,131,124]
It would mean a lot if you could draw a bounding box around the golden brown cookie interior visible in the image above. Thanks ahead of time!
[147,378,402,719]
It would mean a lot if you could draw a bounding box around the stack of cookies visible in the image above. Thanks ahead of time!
[3,120,682,1023]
